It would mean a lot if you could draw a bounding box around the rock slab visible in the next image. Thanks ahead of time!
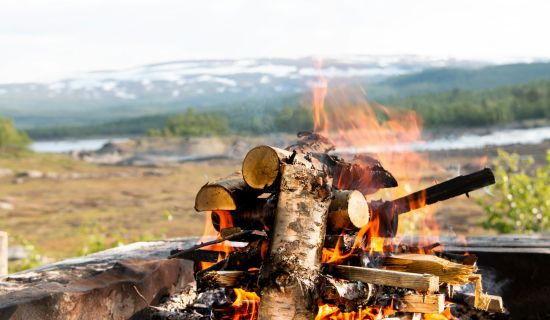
[0,238,198,320]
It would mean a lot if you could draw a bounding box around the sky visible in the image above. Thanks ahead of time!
[1,0,550,83]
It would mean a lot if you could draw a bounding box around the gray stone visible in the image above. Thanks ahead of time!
[15,171,43,179]
[0,238,198,320]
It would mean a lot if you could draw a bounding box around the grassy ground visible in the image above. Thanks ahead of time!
[0,140,548,262]
[0,154,239,260]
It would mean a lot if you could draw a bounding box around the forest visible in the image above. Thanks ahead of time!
[25,79,550,139]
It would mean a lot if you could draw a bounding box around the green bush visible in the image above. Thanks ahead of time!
[0,117,31,153]
[8,236,44,273]
[478,149,550,233]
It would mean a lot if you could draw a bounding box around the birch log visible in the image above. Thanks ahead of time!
[242,145,397,194]
[258,162,332,320]
[194,172,255,211]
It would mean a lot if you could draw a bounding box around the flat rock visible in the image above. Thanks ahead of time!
[0,238,199,320]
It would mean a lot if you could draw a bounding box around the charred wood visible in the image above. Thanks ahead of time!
[317,153,398,195]
[211,197,276,232]
[214,189,369,234]
[197,270,259,290]
[435,251,478,266]
[319,276,375,311]
[368,168,495,237]
[285,131,336,154]
[242,145,397,194]
[168,230,266,260]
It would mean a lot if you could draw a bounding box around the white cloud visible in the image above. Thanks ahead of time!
[0,0,549,83]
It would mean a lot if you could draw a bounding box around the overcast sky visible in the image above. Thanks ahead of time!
[1,0,550,83]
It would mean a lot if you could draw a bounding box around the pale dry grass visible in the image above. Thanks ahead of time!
[0,153,239,259]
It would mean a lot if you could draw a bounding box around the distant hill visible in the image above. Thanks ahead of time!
[4,56,550,131]
[27,80,550,139]
[0,55,485,129]
[370,62,550,100]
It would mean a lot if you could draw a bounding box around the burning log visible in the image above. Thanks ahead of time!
[285,131,336,154]
[398,294,445,314]
[435,251,478,266]
[369,168,496,237]
[169,229,266,259]
[194,172,257,211]
[383,168,495,214]
[242,145,397,194]
[320,277,375,311]
[325,265,439,292]
[382,253,477,285]
[197,270,259,289]
[258,161,332,319]
[166,135,506,320]
[210,189,369,234]
[210,197,275,232]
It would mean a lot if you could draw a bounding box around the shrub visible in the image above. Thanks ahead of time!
[0,117,31,153]
[478,149,550,233]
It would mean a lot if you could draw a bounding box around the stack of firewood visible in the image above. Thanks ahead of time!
[167,133,506,320]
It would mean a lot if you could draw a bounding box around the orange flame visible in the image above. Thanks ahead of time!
[232,288,260,320]
[312,58,329,135]
[197,210,235,270]
[308,62,445,256]
[322,210,393,264]
[315,301,396,320]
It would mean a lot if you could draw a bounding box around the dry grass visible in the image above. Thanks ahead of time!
[0,153,239,259]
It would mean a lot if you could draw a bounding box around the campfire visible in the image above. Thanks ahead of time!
[159,131,507,320]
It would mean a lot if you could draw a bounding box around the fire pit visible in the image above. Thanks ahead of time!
[156,132,508,320]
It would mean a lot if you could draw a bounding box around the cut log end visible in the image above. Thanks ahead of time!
[242,146,284,190]
[328,190,370,232]
[194,172,249,211]
[195,185,236,211]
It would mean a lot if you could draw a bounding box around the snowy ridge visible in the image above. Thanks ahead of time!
[0,55,486,101]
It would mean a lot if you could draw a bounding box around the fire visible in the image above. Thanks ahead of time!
[322,211,392,264]
[315,302,396,320]
[231,288,260,320]
[310,63,445,259]
[197,210,235,270]
[312,58,329,135]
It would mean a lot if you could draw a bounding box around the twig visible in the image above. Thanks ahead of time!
[169,230,253,259]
